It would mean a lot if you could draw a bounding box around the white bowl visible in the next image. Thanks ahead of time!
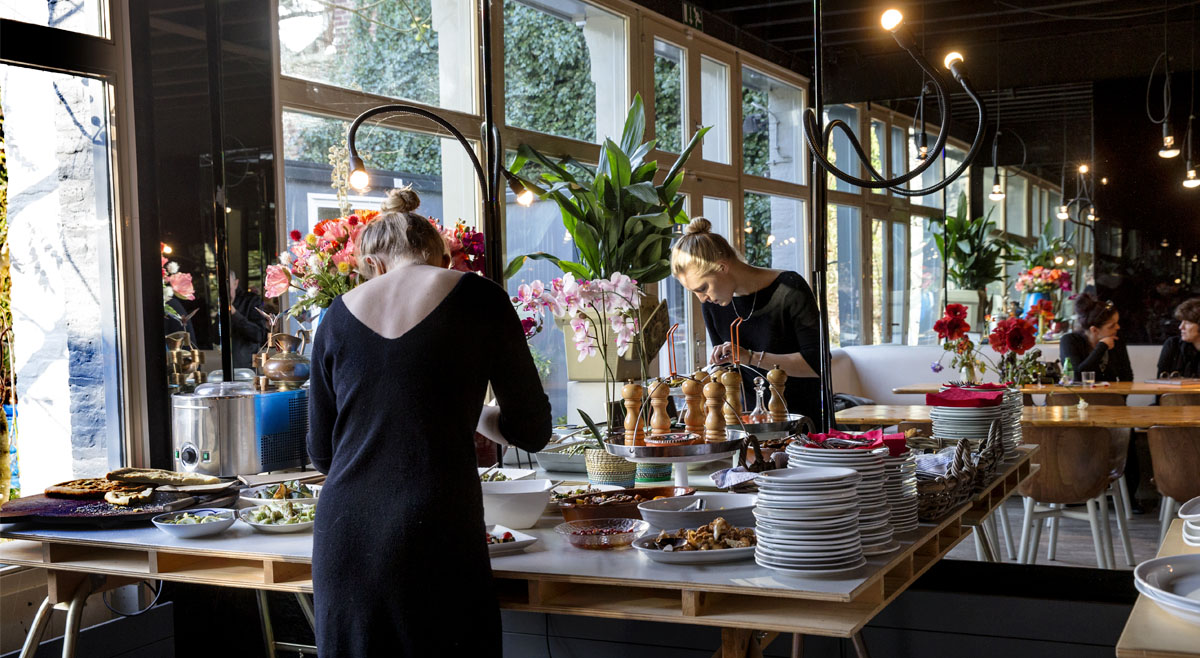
[240,482,321,507]
[151,508,236,538]
[480,479,553,529]
[238,505,316,534]
[478,467,536,482]
[1178,496,1200,522]
[637,493,757,529]
[1134,554,1200,622]
[486,525,539,556]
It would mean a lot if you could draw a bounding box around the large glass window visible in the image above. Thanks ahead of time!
[744,192,806,274]
[944,145,968,210]
[824,105,859,193]
[503,0,627,143]
[827,204,863,347]
[0,0,106,37]
[870,119,886,195]
[741,67,804,184]
[702,197,733,357]
[1031,184,1042,236]
[279,0,475,113]
[653,39,686,154]
[1006,174,1028,237]
[871,220,885,344]
[908,128,944,209]
[890,222,907,345]
[871,219,907,345]
[983,166,1003,228]
[890,125,906,181]
[907,215,943,345]
[2,65,124,491]
[700,56,731,165]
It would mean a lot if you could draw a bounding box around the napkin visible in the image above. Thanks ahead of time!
[711,466,760,489]
[925,387,1004,407]
[806,429,909,457]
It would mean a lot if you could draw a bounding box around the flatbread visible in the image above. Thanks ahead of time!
[103,487,156,506]
[45,478,140,500]
[106,468,220,486]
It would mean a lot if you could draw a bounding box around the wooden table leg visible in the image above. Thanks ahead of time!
[850,632,871,658]
[791,633,803,658]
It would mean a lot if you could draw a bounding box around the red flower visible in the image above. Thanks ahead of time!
[989,317,1037,355]
[946,303,968,320]
[289,229,302,241]
[348,214,359,226]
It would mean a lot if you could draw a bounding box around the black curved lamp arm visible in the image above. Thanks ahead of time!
[346,104,489,200]
[803,40,953,189]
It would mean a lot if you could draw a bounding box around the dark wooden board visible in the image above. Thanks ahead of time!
[0,491,239,526]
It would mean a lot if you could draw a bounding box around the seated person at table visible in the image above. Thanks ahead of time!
[1157,297,1200,378]
[1059,293,1134,382]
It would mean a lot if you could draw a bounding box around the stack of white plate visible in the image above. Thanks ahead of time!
[883,453,920,533]
[752,466,867,575]
[1133,554,1200,626]
[786,444,899,555]
[1000,388,1023,451]
[1180,496,1200,547]
[929,405,1016,456]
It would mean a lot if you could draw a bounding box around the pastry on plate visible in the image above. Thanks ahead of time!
[45,478,128,499]
[104,487,156,506]
[106,467,220,487]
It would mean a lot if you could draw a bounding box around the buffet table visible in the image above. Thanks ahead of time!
[1116,519,1200,658]
[0,449,1037,658]
[892,382,1199,396]
[836,404,1200,428]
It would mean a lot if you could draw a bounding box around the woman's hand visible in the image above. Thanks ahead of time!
[709,342,749,366]
[1099,336,1117,349]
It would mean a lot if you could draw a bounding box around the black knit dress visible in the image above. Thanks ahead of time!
[307,274,552,657]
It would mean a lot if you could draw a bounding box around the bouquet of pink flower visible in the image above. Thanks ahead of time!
[432,218,486,274]
[512,273,642,361]
[162,244,195,320]
[1015,266,1072,294]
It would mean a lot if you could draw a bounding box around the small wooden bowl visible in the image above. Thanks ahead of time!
[558,486,695,522]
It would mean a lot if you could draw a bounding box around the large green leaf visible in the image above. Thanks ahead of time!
[619,92,646,154]
[605,138,632,186]
[629,211,671,229]
[624,181,660,205]
[664,126,711,190]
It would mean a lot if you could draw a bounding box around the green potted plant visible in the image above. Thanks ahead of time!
[505,93,708,381]
[933,193,1017,329]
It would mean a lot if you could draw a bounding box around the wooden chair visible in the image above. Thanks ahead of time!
[1159,393,1200,406]
[1017,427,1123,569]
[1148,425,1200,542]
[1044,392,1134,522]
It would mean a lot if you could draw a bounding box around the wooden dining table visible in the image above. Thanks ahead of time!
[891,381,1200,396]
[836,403,1200,428]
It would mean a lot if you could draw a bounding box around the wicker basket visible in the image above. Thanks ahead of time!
[585,448,636,488]
[906,420,1006,496]
[912,440,977,521]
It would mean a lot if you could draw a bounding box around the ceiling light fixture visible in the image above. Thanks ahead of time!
[1079,164,1089,174]
[1160,124,1181,158]
[1054,255,1064,265]
[989,171,1005,201]
[1177,249,1184,258]
[1162,238,1171,248]
[1101,177,1108,185]
[1183,8,1197,187]
[1067,258,1076,267]
[1147,21,1177,158]
[1057,205,1070,220]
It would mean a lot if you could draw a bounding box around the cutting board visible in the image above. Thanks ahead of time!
[0,491,239,527]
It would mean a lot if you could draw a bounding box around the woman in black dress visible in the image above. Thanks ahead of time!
[307,188,551,657]
[1058,293,1134,382]
[670,218,823,423]
[1157,298,1200,377]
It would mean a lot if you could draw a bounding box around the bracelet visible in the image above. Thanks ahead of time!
[754,350,764,367]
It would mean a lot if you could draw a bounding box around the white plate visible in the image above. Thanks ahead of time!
[238,506,315,534]
[1135,580,1200,626]
[755,534,863,551]
[754,507,860,523]
[757,466,861,484]
[1134,555,1200,613]
[487,525,539,556]
[755,499,859,514]
[755,543,864,562]
[756,555,868,576]
[152,508,237,539]
[861,539,902,556]
[1179,496,1200,521]
[240,483,322,508]
[755,491,858,504]
[755,524,860,540]
[478,467,536,482]
[632,537,756,564]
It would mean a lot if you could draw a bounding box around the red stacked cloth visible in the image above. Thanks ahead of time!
[925,387,1004,408]
[806,429,909,457]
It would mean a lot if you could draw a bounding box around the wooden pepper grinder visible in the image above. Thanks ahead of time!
[703,379,727,443]
[648,380,672,437]
[622,381,646,446]
[681,372,706,437]
[767,365,788,422]
[720,369,743,425]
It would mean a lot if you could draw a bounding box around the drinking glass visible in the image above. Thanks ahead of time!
[1082,371,1096,388]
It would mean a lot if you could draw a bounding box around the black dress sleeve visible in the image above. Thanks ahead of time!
[1059,332,1107,380]
[1109,342,1135,382]
[306,305,338,474]
[1158,337,1181,376]
[477,278,552,454]
[784,275,822,375]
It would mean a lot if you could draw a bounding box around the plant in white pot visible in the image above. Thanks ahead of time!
[504,93,708,382]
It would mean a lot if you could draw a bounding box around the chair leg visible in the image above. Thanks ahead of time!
[1099,492,1115,569]
[1018,496,1035,564]
[1118,474,1133,521]
[997,502,1016,561]
[1110,482,1136,567]
[1086,498,1107,569]
[1046,504,1060,561]
[1160,496,1178,544]
[1029,506,1045,566]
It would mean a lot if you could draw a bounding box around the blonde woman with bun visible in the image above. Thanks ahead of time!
[306,186,551,657]
[671,217,823,422]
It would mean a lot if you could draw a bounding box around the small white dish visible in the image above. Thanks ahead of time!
[1179,496,1200,522]
[478,467,537,482]
[240,482,321,508]
[238,506,315,534]
[152,508,236,538]
[638,493,757,529]
[1134,555,1200,614]
[486,525,539,556]
[632,536,756,564]
[481,479,553,530]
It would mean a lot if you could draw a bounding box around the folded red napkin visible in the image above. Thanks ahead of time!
[926,387,1004,407]
[953,383,1008,391]
[807,429,908,456]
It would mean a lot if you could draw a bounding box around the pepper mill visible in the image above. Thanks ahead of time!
[681,372,705,436]
[648,380,672,436]
[703,379,727,443]
[767,365,788,422]
[622,381,646,446]
[720,369,743,425]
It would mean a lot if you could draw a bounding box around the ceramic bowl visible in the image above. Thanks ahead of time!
[637,493,757,529]
[480,479,553,529]
[151,508,236,538]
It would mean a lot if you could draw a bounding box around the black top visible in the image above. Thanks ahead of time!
[230,289,268,368]
[702,271,823,424]
[1157,336,1200,378]
[307,273,551,657]
[1058,331,1134,382]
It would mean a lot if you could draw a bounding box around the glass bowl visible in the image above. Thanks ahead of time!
[555,518,649,550]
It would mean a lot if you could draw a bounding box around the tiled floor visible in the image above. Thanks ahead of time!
[945,497,1167,569]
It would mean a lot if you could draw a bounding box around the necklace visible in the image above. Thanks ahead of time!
[733,290,759,323]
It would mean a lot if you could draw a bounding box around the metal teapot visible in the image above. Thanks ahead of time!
[263,333,311,390]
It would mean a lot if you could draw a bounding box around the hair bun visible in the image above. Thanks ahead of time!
[381,186,420,213]
[1074,292,1099,313]
[685,217,712,235]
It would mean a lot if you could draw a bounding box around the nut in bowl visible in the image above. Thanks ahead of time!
[151,508,237,539]
[556,518,649,550]
[558,486,695,522]
[240,480,321,507]
[239,501,316,534]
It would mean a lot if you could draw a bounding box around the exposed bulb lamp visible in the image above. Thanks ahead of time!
[1054,255,1064,265]
[1057,205,1070,220]
[1079,164,1089,174]
[989,170,1005,201]
[801,9,987,197]
[348,165,370,191]
[502,169,535,206]
[1162,239,1171,248]
[1177,249,1184,258]
[1192,255,1198,263]
[1067,258,1076,267]
[1160,125,1180,158]
[1185,166,1199,188]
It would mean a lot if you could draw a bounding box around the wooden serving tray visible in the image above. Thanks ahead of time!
[0,491,238,526]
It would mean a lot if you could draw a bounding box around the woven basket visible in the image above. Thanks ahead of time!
[912,440,977,521]
[906,420,1005,496]
[585,449,636,488]
[635,462,673,482]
